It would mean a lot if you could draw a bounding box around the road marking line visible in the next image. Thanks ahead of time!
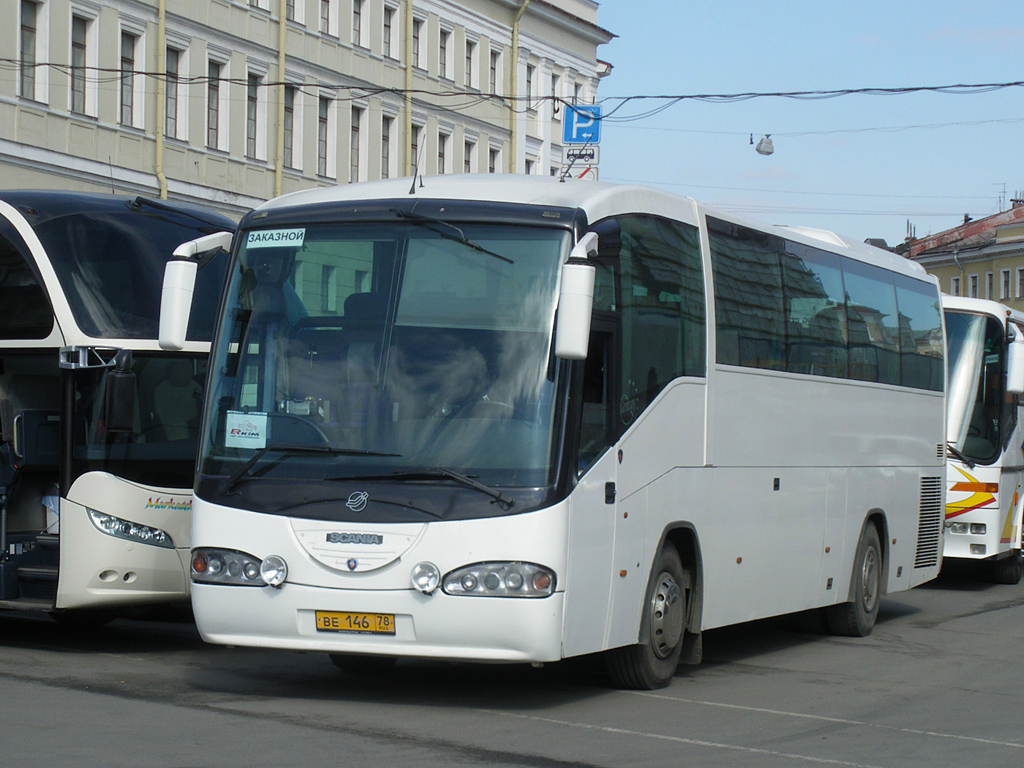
[480,710,882,768]
[625,692,1024,750]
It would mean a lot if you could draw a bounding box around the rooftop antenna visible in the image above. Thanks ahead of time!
[995,182,1007,211]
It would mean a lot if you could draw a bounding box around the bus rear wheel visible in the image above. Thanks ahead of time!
[825,523,881,637]
[604,546,688,690]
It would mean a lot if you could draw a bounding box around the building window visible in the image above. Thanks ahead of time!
[464,140,475,173]
[525,65,535,105]
[318,97,330,176]
[207,61,221,149]
[320,0,330,33]
[969,274,978,298]
[488,147,499,174]
[165,47,179,137]
[120,32,137,126]
[70,15,88,114]
[489,50,499,93]
[381,116,392,179]
[465,40,475,88]
[950,276,960,297]
[573,81,583,104]
[437,132,448,174]
[246,74,261,158]
[352,0,363,46]
[19,1,37,100]
[439,29,450,79]
[411,124,421,171]
[525,157,534,175]
[1002,269,1011,300]
[550,72,560,101]
[350,106,363,182]
[321,265,337,313]
[283,86,296,168]
[383,6,394,58]
[986,272,994,300]
[412,19,423,67]
[1018,268,1024,299]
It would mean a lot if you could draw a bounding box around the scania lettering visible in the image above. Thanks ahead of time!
[0,191,232,619]
[164,176,945,688]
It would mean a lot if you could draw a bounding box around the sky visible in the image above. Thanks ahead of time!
[592,0,1024,249]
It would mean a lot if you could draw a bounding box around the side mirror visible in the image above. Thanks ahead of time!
[1007,329,1024,395]
[104,350,137,433]
[158,231,233,351]
[554,232,598,360]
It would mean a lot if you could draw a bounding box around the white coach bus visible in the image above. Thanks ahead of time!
[0,191,232,618]
[943,296,1024,583]
[162,176,945,688]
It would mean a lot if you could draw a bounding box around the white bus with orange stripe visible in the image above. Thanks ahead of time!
[943,296,1024,583]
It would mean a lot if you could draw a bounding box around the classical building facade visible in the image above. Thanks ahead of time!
[3,0,613,217]
[903,202,1024,312]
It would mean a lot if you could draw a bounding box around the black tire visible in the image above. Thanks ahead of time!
[991,552,1024,585]
[328,653,397,675]
[605,546,689,690]
[825,523,882,637]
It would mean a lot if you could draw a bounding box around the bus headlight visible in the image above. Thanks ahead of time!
[411,562,440,594]
[191,548,266,586]
[88,509,174,549]
[442,562,556,597]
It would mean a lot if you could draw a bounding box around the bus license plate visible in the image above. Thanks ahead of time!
[315,610,396,635]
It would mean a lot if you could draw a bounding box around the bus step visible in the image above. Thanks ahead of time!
[0,597,53,612]
[16,565,58,601]
[17,565,57,581]
[35,534,59,550]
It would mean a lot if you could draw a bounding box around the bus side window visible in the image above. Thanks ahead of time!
[578,330,612,474]
[0,219,53,340]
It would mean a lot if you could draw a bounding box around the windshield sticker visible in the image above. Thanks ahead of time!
[225,410,268,449]
[247,229,306,249]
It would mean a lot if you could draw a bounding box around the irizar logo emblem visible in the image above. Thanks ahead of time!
[326,532,384,545]
[346,490,370,512]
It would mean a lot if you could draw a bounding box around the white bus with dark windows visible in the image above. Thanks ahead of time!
[0,191,232,620]
[943,296,1024,583]
[161,176,945,689]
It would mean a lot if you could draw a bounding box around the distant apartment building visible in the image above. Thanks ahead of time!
[3,0,613,216]
[903,199,1024,312]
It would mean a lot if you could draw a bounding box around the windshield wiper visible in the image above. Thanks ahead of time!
[946,441,975,469]
[392,209,513,264]
[328,468,515,511]
[222,443,402,494]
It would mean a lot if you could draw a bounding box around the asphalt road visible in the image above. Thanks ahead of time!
[1,561,1023,768]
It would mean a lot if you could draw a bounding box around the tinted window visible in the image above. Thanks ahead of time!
[709,218,784,370]
[782,244,847,378]
[843,259,899,386]
[0,218,52,339]
[895,275,943,391]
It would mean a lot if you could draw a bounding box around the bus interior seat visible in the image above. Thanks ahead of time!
[140,359,202,441]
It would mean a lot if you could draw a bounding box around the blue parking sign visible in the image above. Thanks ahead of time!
[563,105,601,145]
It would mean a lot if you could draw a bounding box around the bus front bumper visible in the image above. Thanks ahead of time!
[191,581,566,663]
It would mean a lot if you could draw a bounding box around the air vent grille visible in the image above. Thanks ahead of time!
[914,476,944,569]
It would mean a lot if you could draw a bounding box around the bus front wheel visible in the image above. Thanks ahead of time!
[825,523,882,637]
[604,546,688,690]
[991,551,1024,585]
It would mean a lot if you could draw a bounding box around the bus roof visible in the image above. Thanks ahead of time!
[942,295,1024,326]
[253,174,929,281]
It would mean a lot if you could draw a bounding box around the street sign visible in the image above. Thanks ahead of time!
[560,164,599,180]
[563,105,601,145]
[565,146,600,164]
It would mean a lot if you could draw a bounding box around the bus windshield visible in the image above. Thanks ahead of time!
[30,200,228,340]
[198,219,570,516]
[946,311,1005,463]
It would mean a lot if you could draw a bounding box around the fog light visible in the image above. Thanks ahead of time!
[260,554,288,587]
[950,522,969,534]
[970,544,987,555]
[411,562,440,594]
[970,523,987,535]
